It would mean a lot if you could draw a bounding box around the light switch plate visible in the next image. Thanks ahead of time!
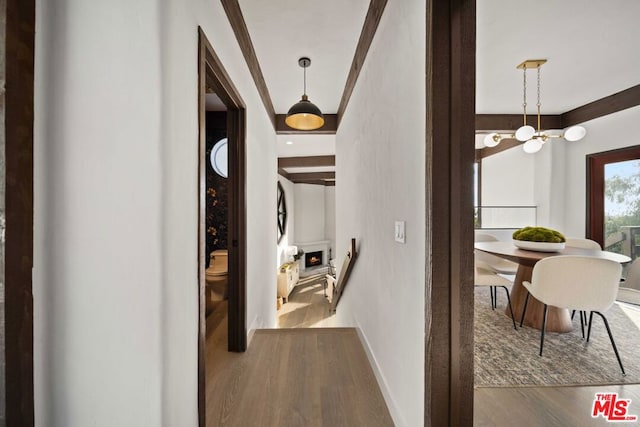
[395,221,406,243]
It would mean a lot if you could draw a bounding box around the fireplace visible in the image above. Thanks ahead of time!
[305,250,323,268]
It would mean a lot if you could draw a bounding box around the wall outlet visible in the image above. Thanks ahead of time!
[395,221,406,243]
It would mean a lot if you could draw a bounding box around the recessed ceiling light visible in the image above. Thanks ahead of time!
[286,140,293,145]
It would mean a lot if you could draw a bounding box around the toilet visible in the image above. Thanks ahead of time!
[205,249,228,302]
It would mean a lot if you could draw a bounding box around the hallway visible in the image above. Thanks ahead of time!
[205,317,393,426]
[277,275,337,328]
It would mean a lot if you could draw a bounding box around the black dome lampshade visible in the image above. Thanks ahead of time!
[285,57,325,131]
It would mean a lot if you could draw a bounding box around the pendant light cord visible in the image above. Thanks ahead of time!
[303,64,307,96]
[536,66,541,135]
[522,67,527,126]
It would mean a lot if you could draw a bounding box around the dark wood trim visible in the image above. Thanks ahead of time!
[220,0,391,133]
[324,181,335,187]
[277,168,290,180]
[475,114,562,131]
[336,0,388,125]
[562,84,640,128]
[227,105,248,352]
[198,27,248,427]
[478,138,521,158]
[220,0,276,129]
[198,28,247,350]
[278,155,335,168]
[275,114,338,134]
[294,179,335,187]
[586,144,640,247]
[425,0,475,425]
[477,85,640,162]
[479,84,640,133]
[287,172,335,182]
[3,0,35,424]
[197,32,206,427]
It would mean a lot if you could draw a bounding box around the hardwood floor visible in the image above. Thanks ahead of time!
[277,278,337,328]
[207,297,640,425]
[205,316,393,426]
[475,385,640,426]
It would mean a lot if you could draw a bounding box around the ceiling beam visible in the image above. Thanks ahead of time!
[561,84,640,127]
[477,138,521,159]
[336,0,388,125]
[277,168,291,179]
[275,114,338,134]
[288,172,335,181]
[291,179,335,187]
[475,114,562,131]
[477,85,640,158]
[278,155,335,168]
[220,0,276,129]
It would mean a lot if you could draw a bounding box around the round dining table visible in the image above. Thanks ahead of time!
[474,241,631,333]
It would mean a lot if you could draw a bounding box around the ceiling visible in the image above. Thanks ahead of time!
[238,0,370,114]
[232,0,640,183]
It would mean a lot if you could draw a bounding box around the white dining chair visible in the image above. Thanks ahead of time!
[518,255,625,374]
[475,233,518,274]
[474,234,518,329]
[475,262,517,329]
[565,238,602,250]
[565,238,602,336]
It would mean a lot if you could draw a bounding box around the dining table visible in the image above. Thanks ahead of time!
[474,241,631,333]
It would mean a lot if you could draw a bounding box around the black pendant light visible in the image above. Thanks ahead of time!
[285,57,325,131]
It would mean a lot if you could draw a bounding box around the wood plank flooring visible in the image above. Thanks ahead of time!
[475,385,640,426]
[207,284,640,425]
[277,278,336,328]
[206,307,393,426]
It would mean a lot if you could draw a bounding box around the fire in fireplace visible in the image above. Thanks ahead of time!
[305,250,323,268]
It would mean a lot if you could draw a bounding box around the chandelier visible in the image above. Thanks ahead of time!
[483,59,586,154]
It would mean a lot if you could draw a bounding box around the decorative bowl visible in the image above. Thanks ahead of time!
[513,240,565,252]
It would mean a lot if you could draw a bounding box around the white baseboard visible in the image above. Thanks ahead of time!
[247,315,260,346]
[354,323,405,427]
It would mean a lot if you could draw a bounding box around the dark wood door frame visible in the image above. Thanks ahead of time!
[425,0,475,425]
[1,0,36,425]
[587,145,640,247]
[197,27,247,427]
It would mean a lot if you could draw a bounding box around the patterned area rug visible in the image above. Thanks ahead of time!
[475,286,640,387]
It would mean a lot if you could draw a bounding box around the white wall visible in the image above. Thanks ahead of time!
[482,146,535,205]
[294,183,326,243]
[334,0,425,425]
[481,147,536,228]
[324,186,336,258]
[34,0,278,424]
[277,177,296,267]
[533,137,568,230]
[558,106,640,237]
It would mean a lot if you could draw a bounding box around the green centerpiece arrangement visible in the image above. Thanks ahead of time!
[512,226,566,252]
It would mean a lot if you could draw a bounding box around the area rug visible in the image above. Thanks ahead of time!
[474,286,640,387]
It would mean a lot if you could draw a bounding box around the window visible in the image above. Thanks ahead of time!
[587,145,640,259]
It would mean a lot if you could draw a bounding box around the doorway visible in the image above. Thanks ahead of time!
[587,145,640,255]
[197,27,247,426]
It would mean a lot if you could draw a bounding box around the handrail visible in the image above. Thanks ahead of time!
[330,238,357,313]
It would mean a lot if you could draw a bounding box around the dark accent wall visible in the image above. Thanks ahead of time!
[206,111,228,266]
